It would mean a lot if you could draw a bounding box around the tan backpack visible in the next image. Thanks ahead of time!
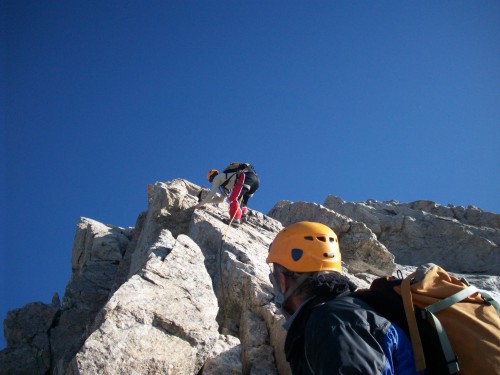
[393,264,500,374]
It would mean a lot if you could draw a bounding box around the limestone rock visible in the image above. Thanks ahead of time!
[49,217,130,371]
[203,334,242,375]
[127,179,201,278]
[0,302,59,375]
[267,200,396,276]
[0,345,50,375]
[323,195,500,275]
[67,230,219,374]
[189,204,285,375]
[407,200,500,229]
[1,178,498,375]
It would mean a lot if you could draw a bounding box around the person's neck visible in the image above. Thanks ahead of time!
[286,294,307,315]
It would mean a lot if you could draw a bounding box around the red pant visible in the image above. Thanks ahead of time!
[229,174,246,220]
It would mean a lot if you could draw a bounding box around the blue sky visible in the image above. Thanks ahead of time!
[1,1,499,349]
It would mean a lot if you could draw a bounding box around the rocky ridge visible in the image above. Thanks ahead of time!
[1,178,499,374]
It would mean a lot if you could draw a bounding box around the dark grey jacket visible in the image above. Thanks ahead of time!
[284,296,417,375]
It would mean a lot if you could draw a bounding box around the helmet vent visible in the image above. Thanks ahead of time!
[305,236,336,243]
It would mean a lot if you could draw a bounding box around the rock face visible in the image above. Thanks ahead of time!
[322,196,500,274]
[267,201,396,276]
[1,179,499,374]
[67,231,219,374]
[51,218,132,371]
[1,301,60,375]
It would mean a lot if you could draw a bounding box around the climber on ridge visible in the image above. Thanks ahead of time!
[266,221,418,374]
[195,162,259,226]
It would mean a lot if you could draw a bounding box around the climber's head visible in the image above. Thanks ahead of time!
[207,169,219,183]
[266,221,341,273]
[267,222,351,316]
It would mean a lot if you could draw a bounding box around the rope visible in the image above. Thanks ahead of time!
[222,194,244,240]
[218,194,244,328]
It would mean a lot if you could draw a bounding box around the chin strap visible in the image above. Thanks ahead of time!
[269,271,312,310]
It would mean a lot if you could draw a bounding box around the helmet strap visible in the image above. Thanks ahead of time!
[269,272,285,309]
[269,270,311,314]
[282,272,312,303]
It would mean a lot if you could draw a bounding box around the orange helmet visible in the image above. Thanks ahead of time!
[207,169,219,182]
[267,221,341,273]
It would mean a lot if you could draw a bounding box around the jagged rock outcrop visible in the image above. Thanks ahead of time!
[67,231,219,374]
[0,300,60,374]
[203,334,242,374]
[322,196,500,275]
[50,218,132,371]
[407,199,500,229]
[267,201,396,276]
[188,193,287,374]
[1,179,498,375]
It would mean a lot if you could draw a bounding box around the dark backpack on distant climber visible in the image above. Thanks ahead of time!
[219,162,257,194]
[222,162,256,175]
[353,263,500,375]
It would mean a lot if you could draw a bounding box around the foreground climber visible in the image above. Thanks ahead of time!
[266,221,418,374]
[196,163,259,225]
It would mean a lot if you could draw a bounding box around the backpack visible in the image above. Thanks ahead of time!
[222,162,256,175]
[353,263,500,375]
[218,163,257,194]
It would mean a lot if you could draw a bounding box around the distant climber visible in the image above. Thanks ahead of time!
[195,162,259,226]
[266,221,418,374]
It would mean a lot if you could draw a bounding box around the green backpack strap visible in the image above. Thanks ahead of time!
[461,277,500,314]
[426,285,478,313]
[479,290,500,314]
[424,285,479,374]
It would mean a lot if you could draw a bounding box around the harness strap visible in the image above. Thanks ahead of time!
[219,172,237,195]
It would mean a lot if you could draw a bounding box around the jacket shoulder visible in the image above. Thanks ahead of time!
[300,296,390,374]
[309,296,391,333]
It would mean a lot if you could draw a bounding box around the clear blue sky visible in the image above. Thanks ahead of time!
[1,1,499,349]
